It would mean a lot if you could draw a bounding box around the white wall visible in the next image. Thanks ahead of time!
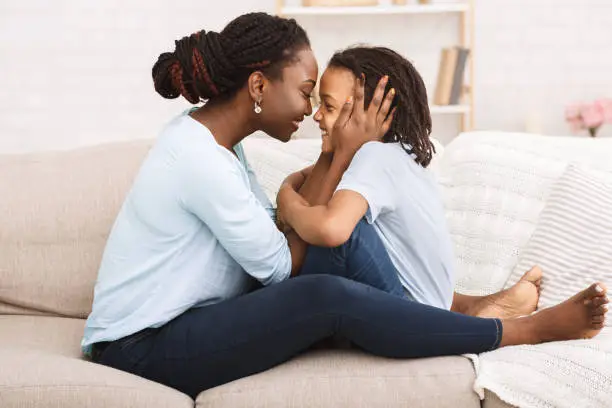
[1,0,612,154]
[474,0,612,138]
[0,0,277,153]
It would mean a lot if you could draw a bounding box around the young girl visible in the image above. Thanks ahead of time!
[82,12,608,399]
[278,46,544,318]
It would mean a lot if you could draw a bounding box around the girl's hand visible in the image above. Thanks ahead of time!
[334,74,397,158]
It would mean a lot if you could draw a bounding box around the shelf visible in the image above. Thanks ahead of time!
[281,3,468,16]
[277,0,475,131]
[429,105,470,114]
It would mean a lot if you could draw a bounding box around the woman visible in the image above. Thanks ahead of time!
[82,12,608,399]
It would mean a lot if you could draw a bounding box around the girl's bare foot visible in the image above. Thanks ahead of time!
[473,266,542,319]
[501,283,608,347]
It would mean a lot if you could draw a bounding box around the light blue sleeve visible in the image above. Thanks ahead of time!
[178,144,291,286]
[336,142,396,223]
[233,143,276,222]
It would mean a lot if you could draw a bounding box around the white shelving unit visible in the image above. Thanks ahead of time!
[281,3,468,16]
[429,104,470,114]
[277,1,475,132]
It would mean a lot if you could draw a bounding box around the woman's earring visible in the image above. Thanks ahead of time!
[254,100,262,114]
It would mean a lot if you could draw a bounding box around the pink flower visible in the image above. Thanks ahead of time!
[565,103,582,121]
[565,99,611,136]
[567,118,584,133]
[581,102,604,129]
[595,98,612,124]
[565,103,585,133]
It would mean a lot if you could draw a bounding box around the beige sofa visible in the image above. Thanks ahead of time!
[0,138,512,408]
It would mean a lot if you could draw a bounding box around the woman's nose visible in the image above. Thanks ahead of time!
[305,102,313,117]
[313,108,322,122]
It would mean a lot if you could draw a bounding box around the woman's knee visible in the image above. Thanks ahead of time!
[294,274,363,309]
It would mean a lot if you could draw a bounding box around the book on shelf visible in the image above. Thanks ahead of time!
[434,46,470,106]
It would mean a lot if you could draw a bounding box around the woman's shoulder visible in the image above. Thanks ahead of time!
[152,114,234,171]
[160,113,212,142]
[160,114,225,156]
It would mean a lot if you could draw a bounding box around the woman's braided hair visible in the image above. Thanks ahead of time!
[153,13,310,104]
[329,46,435,167]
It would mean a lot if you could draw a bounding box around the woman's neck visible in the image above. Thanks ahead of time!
[190,95,256,152]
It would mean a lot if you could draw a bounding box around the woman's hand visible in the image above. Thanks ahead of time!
[334,74,397,158]
[275,206,291,234]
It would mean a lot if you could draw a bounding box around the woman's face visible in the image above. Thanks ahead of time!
[259,48,318,142]
[313,66,357,153]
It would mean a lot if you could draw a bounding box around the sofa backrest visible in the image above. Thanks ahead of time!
[0,140,153,318]
[3,130,611,319]
[437,131,612,296]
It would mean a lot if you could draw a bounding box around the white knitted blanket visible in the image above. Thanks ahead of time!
[465,328,612,408]
[438,132,612,408]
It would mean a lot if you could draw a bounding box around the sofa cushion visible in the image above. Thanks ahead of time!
[0,348,192,408]
[0,139,154,318]
[438,131,612,295]
[196,350,480,408]
[0,315,192,407]
[0,315,85,358]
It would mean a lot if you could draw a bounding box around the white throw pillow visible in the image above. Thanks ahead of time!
[505,165,612,325]
[437,131,612,296]
[242,138,321,202]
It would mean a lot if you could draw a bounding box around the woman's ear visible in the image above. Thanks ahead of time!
[247,71,266,103]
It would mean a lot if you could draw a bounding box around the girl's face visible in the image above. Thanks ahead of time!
[313,66,357,153]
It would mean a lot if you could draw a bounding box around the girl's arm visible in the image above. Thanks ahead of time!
[278,151,353,275]
[279,162,369,249]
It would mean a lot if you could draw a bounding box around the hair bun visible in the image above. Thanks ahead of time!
[152,30,225,104]
[152,51,183,100]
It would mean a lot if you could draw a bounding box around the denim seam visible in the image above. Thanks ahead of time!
[489,318,502,351]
